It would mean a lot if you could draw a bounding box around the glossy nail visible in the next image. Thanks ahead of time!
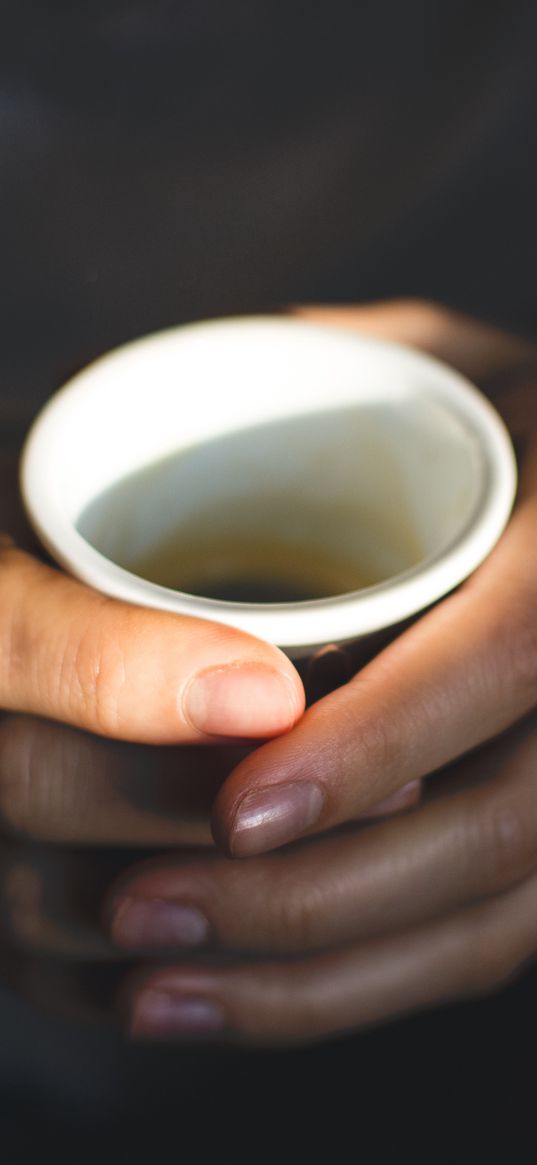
[231,780,325,856]
[183,662,300,737]
[131,990,226,1038]
[111,898,209,949]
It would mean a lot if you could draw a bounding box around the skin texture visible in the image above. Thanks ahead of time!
[1,300,537,1045]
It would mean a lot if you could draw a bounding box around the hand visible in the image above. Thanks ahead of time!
[0,382,408,1026]
[97,300,537,1044]
[0,431,306,1017]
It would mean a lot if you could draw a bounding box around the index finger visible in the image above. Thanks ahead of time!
[212,437,537,855]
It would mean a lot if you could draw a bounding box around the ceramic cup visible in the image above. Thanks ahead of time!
[20,316,517,692]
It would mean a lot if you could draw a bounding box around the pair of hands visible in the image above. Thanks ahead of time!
[1,300,537,1045]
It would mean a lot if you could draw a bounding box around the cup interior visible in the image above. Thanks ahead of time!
[21,317,516,650]
[77,395,481,599]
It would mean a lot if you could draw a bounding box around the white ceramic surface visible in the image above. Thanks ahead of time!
[20,316,517,654]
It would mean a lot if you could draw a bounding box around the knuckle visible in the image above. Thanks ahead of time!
[70,616,127,736]
[349,701,413,797]
[476,799,532,893]
[343,692,391,771]
[358,715,393,773]
[267,874,326,951]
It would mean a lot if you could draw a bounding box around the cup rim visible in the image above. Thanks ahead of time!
[20,315,517,651]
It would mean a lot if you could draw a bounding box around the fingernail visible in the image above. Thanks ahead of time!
[231,781,324,856]
[183,663,300,738]
[131,990,226,1039]
[111,898,210,949]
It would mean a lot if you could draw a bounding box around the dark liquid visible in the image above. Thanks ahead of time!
[132,533,378,604]
[187,574,332,603]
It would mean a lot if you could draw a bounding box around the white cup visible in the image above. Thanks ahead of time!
[20,316,517,678]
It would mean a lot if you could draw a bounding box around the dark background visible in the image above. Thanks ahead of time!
[1,1,537,1156]
[3,0,537,416]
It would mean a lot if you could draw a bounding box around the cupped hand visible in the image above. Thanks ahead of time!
[97,300,537,1044]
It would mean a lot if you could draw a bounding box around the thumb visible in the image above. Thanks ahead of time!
[0,545,304,744]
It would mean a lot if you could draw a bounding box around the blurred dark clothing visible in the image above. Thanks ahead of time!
[1,1,537,1154]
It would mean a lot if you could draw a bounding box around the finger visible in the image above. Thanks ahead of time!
[0,715,407,849]
[291,300,537,382]
[9,856,537,1040]
[0,838,127,959]
[0,714,249,846]
[107,724,537,955]
[212,445,537,855]
[126,870,537,1045]
[0,545,303,742]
